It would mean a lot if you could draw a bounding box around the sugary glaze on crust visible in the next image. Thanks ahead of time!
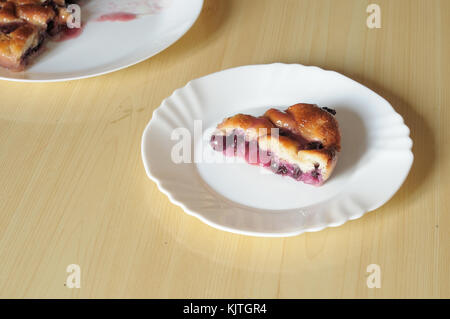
[7,1,46,5]
[0,0,73,70]
[0,23,40,70]
[265,103,341,151]
[15,4,55,28]
[0,2,22,23]
[211,103,341,185]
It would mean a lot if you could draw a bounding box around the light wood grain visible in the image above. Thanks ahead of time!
[0,0,448,298]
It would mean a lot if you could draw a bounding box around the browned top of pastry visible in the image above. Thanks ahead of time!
[15,3,55,27]
[0,23,39,67]
[213,103,341,182]
[6,0,46,5]
[0,0,73,70]
[0,2,22,25]
[0,1,68,29]
[217,113,275,134]
[264,103,341,151]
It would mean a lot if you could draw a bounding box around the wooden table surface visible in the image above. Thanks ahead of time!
[0,0,449,299]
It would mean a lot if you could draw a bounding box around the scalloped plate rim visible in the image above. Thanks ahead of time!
[141,63,414,237]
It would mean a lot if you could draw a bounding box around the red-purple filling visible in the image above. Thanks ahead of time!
[210,131,323,186]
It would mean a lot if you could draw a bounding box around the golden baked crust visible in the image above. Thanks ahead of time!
[212,103,342,184]
[0,2,23,33]
[7,0,46,5]
[216,114,275,140]
[0,0,72,70]
[0,23,40,70]
[0,2,20,22]
[265,103,341,151]
[16,4,55,28]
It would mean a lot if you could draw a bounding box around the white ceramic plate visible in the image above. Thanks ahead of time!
[0,0,203,82]
[141,63,413,237]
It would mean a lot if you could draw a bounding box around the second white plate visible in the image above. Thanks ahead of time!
[0,0,204,82]
[142,63,413,237]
